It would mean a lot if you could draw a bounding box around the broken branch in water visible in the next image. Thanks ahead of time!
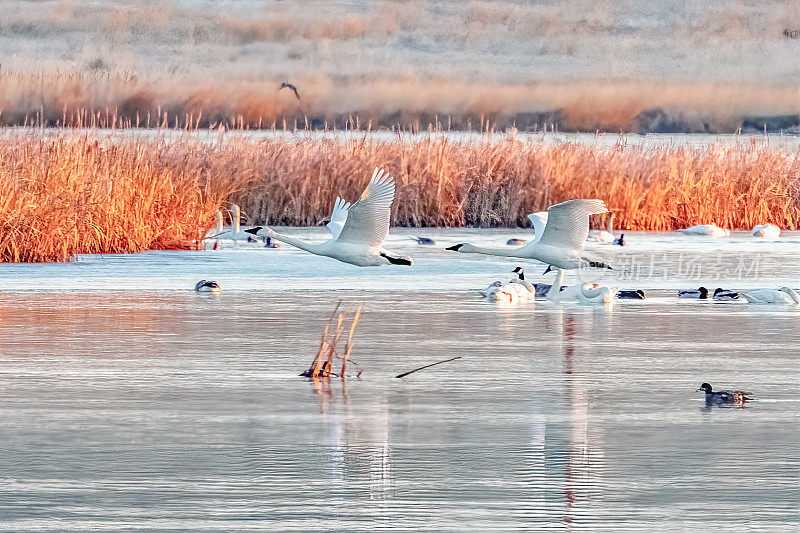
[302,302,363,379]
[396,357,462,378]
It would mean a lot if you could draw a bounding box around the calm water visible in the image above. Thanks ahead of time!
[0,231,798,530]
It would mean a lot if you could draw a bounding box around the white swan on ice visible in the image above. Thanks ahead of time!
[545,268,612,304]
[479,281,521,303]
[246,168,413,267]
[741,287,800,304]
[751,224,781,238]
[587,230,614,243]
[678,224,730,237]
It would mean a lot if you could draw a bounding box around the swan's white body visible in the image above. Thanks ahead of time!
[587,230,614,243]
[678,224,730,237]
[479,281,520,303]
[545,268,612,304]
[741,287,800,304]
[448,200,610,270]
[752,224,781,238]
[250,168,412,267]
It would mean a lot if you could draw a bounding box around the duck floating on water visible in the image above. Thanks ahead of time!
[195,280,222,293]
[712,288,739,301]
[616,289,645,299]
[613,233,625,246]
[697,383,750,405]
[678,287,709,299]
[409,236,436,245]
[506,238,526,246]
[264,237,280,248]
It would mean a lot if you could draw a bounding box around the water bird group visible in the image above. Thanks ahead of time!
[678,287,740,300]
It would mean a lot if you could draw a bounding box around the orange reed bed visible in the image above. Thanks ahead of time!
[228,136,800,231]
[1,132,798,262]
[0,134,235,262]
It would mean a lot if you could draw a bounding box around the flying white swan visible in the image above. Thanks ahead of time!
[446,199,611,271]
[752,223,781,238]
[678,224,730,237]
[245,168,413,267]
[741,287,800,304]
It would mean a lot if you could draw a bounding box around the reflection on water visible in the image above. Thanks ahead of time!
[311,377,391,502]
[0,288,798,530]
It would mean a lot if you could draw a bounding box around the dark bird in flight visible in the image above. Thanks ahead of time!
[279,82,300,100]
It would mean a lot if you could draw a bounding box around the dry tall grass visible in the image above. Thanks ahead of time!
[2,70,799,133]
[0,134,236,262]
[1,131,797,262]
[228,136,800,231]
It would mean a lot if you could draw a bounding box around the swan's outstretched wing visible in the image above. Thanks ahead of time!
[336,167,395,246]
[538,199,609,252]
[326,196,351,240]
[527,212,548,242]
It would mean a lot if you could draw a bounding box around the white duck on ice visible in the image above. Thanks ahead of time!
[245,168,413,267]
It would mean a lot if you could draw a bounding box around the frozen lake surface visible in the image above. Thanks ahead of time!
[6,127,800,151]
[0,230,798,530]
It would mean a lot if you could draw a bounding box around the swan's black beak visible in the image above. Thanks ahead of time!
[445,244,463,251]
[244,227,261,235]
[543,265,552,275]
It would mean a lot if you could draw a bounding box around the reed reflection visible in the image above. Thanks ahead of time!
[310,377,391,500]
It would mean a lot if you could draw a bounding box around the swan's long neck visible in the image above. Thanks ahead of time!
[783,288,800,304]
[546,268,565,300]
[269,231,324,255]
[461,244,528,257]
